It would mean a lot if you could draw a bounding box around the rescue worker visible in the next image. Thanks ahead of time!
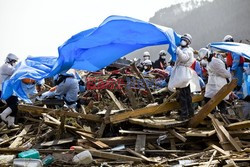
[168,34,200,121]
[138,51,151,72]
[223,35,244,91]
[38,70,80,109]
[142,59,153,75]
[0,53,19,128]
[199,48,231,113]
[153,50,167,70]
[199,48,209,83]
[21,78,44,103]
[143,51,151,61]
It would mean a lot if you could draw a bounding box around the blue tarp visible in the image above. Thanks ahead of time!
[1,56,57,102]
[209,42,250,60]
[1,15,180,102]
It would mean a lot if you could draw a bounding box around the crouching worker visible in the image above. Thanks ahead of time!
[38,71,80,109]
[0,53,19,128]
[21,78,44,103]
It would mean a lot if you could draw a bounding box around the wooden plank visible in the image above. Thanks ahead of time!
[205,150,217,167]
[119,130,165,135]
[135,135,146,153]
[109,94,203,124]
[124,87,138,109]
[226,120,250,131]
[126,148,157,163]
[129,118,183,129]
[73,147,142,162]
[44,120,94,135]
[9,125,32,148]
[18,104,101,122]
[131,62,154,102]
[106,90,125,110]
[97,105,112,138]
[210,144,230,156]
[77,136,160,147]
[209,114,234,151]
[41,137,74,146]
[215,119,242,152]
[170,135,177,150]
[168,129,187,143]
[189,79,237,128]
[168,150,215,162]
[185,129,215,137]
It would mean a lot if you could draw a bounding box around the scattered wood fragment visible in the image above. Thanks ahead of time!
[189,79,237,128]
[109,94,203,124]
[41,137,75,147]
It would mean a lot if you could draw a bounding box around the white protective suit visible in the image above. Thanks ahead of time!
[168,47,201,92]
[0,63,15,91]
[205,57,231,100]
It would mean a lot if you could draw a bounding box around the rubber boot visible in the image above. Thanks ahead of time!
[6,116,18,128]
[0,107,12,123]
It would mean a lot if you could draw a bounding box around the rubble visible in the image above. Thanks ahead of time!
[1,64,250,167]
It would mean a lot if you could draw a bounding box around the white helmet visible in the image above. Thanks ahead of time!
[6,53,18,63]
[143,59,152,66]
[143,51,150,57]
[198,48,209,60]
[159,50,166,56]
[223,35,234,42]
[181,33,192,44]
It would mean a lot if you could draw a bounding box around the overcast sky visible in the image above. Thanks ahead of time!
[0,0,195,63]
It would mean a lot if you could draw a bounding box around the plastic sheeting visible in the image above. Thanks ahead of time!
[1,15,180,102]
[209,42,250,60]
[1,56,57,102]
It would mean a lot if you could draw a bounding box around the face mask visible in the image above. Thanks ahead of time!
[201,59,208,67]
[12,62,17,67]
[144,57,150,60]
[26,84,35,89]
[180,40,188,47]
[161,56,166,60]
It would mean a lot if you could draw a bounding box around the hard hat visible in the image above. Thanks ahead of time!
[223,35,234,42]
[143,51,150,57]
[143,59,152,66]
[6,53,18,63]
[198,48,209,60]
[159,50,166,56]
[181,33,192,44]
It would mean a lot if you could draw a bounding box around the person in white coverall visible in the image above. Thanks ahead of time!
[198,48,231,113]
[168,34,200,121]
[0,53,19,128]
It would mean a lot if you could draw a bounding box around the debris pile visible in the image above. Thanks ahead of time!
[1,65,250,167]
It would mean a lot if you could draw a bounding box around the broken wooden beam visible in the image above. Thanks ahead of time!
[129,118,184,129]
[18,104,101,122]
[77,136,159,147]
[97,105,112,138]
[135,135,146,153]
[41,137,75,147]
[188,79,237,128]
[226,120,250,131]
[168,129,187,143]
[106,90,125,110]
[131,62,154,102]
[109,94,203,124]
[73,146,142,162]
[9,125,32,148]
